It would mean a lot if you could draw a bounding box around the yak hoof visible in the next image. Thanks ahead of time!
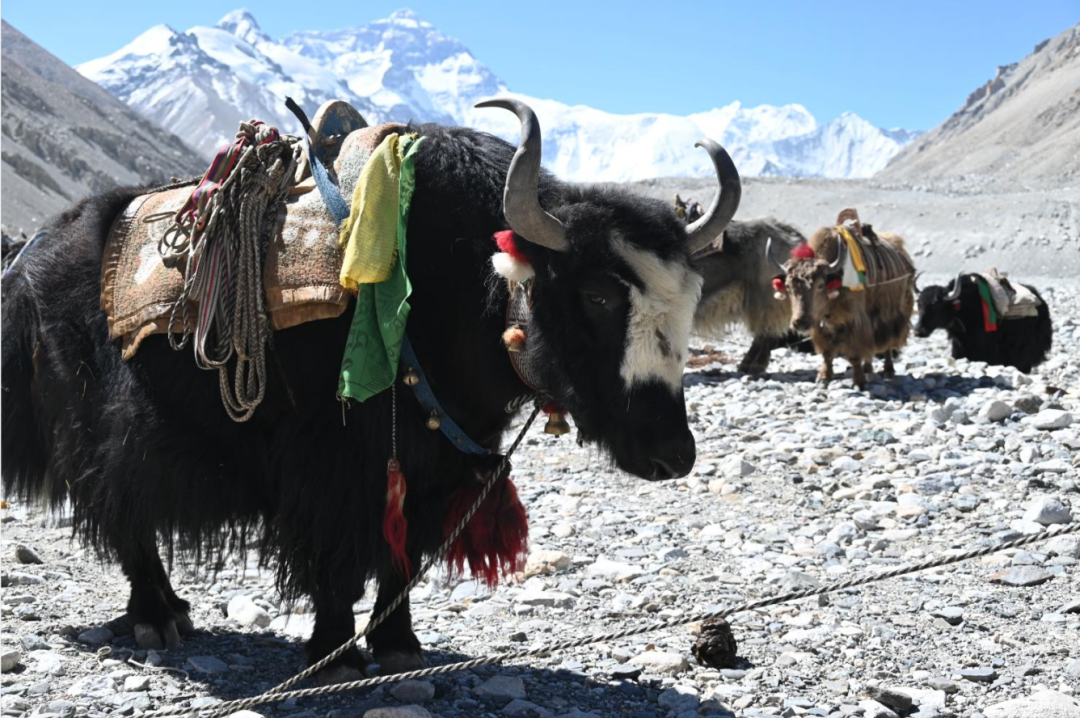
[134,620,182,651]
[375,649,427,675]
[314,664,365,686]
[176,613,196,635]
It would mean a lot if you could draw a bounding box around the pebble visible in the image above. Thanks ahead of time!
[501,699,553,717]
[1023,495,1073,525]
[990,565,1055,586]
[956,667,998,683]
[123,675,150,692]
[628,650,688,675]
[14,544,44,564]
[67,675,118,698]
[474,675,527,702]
[930,606,963,625]
[1028,409,1073,430]
[515,589,575,608]
[363,707,432,718]
[523,548,572,578]
[657,685,699,712]
[77,626,114,645]
[979,400,1011,422]
[984,690,1080,718]
[227,595,272,628]
[390,680,435,703]
[187,655,229,673]
[927,677,960,694]
[0,650,21,672]
[866,686,913,711]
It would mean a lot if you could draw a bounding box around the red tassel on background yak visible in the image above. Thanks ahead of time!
[791,243,816,260]
[383,459,411,577]
[443,475,529,588]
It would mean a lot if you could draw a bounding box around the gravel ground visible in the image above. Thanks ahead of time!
[2,277,1078,718]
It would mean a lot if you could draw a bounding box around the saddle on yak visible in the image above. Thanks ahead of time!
[833,208,914,291]
[975,268,1042,320]
[101,102,404,361]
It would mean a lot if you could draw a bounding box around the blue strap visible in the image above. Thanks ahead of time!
[305,133,490,457]
[400,336,491,456]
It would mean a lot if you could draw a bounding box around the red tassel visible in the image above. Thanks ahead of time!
[493,230,530,264]
[791,243,816,260]
[383,459,411,577]
[443,476,529,588]
[772,277,786,292]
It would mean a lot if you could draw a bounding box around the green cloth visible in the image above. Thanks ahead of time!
[337,133,425,402]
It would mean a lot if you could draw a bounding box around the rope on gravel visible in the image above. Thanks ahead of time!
[96,646,191,681]
[145,521,1079,718]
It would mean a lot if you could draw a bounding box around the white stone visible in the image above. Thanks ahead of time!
[124,675,151,692]
[827,522,859,544]
[628,650,689,675]
[831,456,863,473]
[979,400,1011,422]
[68,675,118,698]
[187,655,229,673]
[586,558,642,582]
[1035,459,1071,474]
[1045,535,1080,559]
[720,456,755,478]
[1029,410,1074,430]
[984,690,1080,718]
[515,589,574,608]
[1023,496,1073,526]
[522,549,572,578]
[227,595,272,628]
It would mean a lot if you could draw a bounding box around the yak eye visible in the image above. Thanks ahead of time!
[586,293,607,307]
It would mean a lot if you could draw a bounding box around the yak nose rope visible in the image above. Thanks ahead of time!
[142,509,1078,718]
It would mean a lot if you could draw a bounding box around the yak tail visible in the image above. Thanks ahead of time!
[1,268,50,504]
[1030,286,1053,366]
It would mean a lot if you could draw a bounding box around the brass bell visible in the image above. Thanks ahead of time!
[426,411,442,431]
[402,367,420,386]
[543,412,571,436]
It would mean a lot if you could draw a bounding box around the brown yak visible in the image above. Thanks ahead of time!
[768,214,915,389]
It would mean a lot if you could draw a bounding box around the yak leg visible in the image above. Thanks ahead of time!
[120,537,193,650]
[738,335,777,374]
[308,588,369,685]
[883,350,896,379]
[851,358,869,390]
[817,353,835,383]
[367,554,425,674]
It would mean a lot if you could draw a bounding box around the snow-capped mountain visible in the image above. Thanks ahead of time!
[79,8,919,180]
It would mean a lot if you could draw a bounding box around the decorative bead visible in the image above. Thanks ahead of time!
[402,368,420,386]
[426,411,441,430]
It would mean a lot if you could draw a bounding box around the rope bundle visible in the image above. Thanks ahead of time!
[161,122,300,421]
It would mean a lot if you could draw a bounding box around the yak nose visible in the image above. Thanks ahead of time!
[792,318,811,332]
[649,432,696,480]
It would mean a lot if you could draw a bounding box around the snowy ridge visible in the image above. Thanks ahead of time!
[79,8,919,180]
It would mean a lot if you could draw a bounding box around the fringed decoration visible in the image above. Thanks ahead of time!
[383,459,411,577]
[491,230,534,282]
[443,475,529,588]
[502,324,527,353]
[791,243,816,260]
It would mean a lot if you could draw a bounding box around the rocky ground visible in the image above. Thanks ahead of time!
[2,276,1078,718]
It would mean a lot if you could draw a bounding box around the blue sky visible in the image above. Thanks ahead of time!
[4,1,1077,130]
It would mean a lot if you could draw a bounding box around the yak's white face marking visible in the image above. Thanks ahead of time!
[613,238,702,394]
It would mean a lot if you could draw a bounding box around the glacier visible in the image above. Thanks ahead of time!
[78,8,919,181]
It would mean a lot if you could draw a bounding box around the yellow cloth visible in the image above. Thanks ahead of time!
[339,133,404,291]
[836,225,867,292]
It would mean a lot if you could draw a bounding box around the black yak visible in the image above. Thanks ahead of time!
[1,100,740,682]
[915,273,1052,373]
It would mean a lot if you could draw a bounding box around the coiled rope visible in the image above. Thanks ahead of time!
[144,513,1078,717]
[158,122,300,422]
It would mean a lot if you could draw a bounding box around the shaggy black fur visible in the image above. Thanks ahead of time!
[1,122,698,677]
[915,275,1052,373]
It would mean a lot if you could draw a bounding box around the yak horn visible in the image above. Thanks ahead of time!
[765,237,786,272]
[945,272,965,301]
[829,233,847,270]
[685,139,742,254]
[475,98,569,252]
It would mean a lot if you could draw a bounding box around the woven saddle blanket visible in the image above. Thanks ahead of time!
[835,208,914,290]
[101,122,405,360]
[977,268,1041,319]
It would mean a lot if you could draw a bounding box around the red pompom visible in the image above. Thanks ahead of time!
[493,230,530,264]
[825,278,842,292]
[772,277,786,292]
[542,401,564,415]
[443,476,529,588]
[791,243,816,260]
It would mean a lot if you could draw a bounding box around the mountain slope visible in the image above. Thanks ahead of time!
[1,21,206,235]
[882,23,1080,186]
[78,8,919,181]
